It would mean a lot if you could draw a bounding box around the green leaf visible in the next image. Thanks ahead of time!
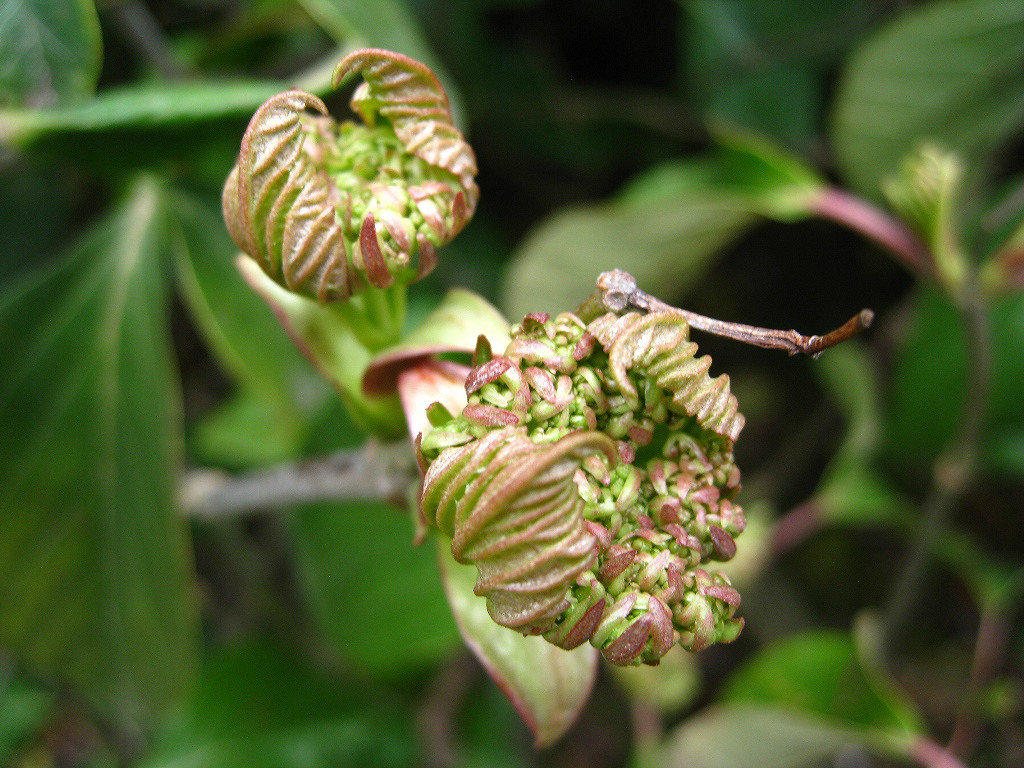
[171,189,332,468]
[501,159,757,319]
[610,646,700,716]
[170,188,329,414]
[0,79,296,146]
[685,0,872,148]
[807,344,918,529]
[0,675,55,764]
[0,157,72,285]
[886,289,1024,474]
[143,642,416,768]
[364,288,510,396]
[236,256,406,437]
[660,704,869,768]
[0,178,200,729]
[290,502,460,676]
[710,123,825,220]
[816,463,914,529]
[190,390,309,469]
[832,0,1024,197]
[0,0,101,108]
[436,538,598,748]
[723,629,924,736]
[814,343,880,464]
[297,0,465,127]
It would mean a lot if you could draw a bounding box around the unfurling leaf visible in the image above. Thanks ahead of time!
[223,48,477,302]
[437,540,599,748]
[420,309,747,667]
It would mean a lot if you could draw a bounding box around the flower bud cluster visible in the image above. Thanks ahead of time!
[223,49,477,302]
[420,309,747,665]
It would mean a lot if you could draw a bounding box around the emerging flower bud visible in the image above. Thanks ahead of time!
[223,49,478,302]
[420,309,747,665]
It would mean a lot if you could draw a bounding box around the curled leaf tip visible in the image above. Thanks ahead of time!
[421,308,747,666]
[224,48,478,302]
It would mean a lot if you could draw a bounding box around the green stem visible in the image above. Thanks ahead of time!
[329,283,406,352]
[882,275,990,657]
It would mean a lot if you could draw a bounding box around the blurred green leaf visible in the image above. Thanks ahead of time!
[0,675,55,763]
[296,0,465,127]
[809,344,916,528]
[611,646,700,716]
[0,0,101,108]
[817,463,914,529]
[886,289,1024,475]
[170,189,330,467]
[685,0,872,148]
[832,0,1024,197]
[814,343,879,463]
[0,79,295,145]
[236,257,405,437]
[457,679,530,768]
[436,539,598,748]
[171,190,324,408]
[0,178,199,728]
[501,159,757,319]
[143,641,415,768]
[660,704,867,768]
[191,390,310,469]
[723,630,924,735]
[710,124,825,220]
[0,157,73,285]
[290,502,460,676]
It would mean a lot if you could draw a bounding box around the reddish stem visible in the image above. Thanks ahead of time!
[911,737,968,768]
[948,606,1013,758]
[811,187,934,279]
[769,500,826,557]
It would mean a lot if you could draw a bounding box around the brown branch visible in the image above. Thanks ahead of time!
[181,440,418,519]
[589,269,873,357]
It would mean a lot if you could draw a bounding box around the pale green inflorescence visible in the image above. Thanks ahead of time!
[420,309,747,666]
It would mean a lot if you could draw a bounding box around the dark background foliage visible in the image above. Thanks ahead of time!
[1,0,1022,766]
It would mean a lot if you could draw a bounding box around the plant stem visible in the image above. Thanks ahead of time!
[911,737,969,768]
[881,278,990,656]
[947,604,1012,758]
[181,440,418,519]
[106,1,190,81]
[811,187,935,279]
[769,500,826,557]
[415,652,478,768]
[587,269,873,356]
